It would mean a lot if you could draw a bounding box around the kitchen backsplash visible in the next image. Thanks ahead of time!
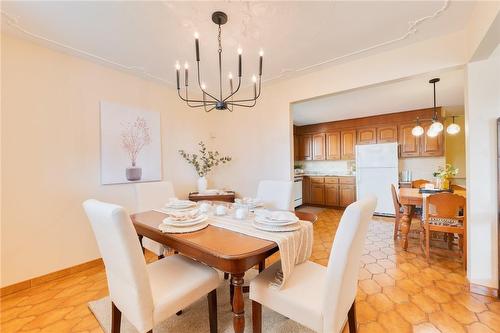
[296,160,354,174]
[399,156,445,181]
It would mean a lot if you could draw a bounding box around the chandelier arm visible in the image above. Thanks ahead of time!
[196,61,220,102]
[228,77,262,103]
[202,91,216,112]
[222,76,242,102]
[226,100,257,107]
[185,86,217,106]
[177,88,216,104]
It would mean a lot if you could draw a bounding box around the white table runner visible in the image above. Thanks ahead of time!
[208,213,313,289]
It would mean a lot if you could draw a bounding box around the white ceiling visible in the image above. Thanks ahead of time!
[292,68,465,125]
[1,1,477,91]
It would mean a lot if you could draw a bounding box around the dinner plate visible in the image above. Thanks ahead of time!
[159,222,209,234]
[254,216,300,226]
[162,214,208,227]
[255,210,299,223]
[164,200,196,209]
[252,221,301,232]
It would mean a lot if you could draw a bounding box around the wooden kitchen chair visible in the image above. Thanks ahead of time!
[412,179,431,188]
[391,184,403,240]
[421,193,466,268]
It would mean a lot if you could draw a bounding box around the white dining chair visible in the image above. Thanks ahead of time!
[256,180,294,211]
[83,199,220,333]
[135,181,175,259]
[249,196,377,333]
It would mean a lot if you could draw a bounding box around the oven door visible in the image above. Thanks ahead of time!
[293,179,303,208]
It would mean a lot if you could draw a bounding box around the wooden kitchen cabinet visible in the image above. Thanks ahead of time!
[325,183,340,206]
[302,176,310,204]
[420,121,444,156]
[293,135,299,161]
[326,132,341,160]
[339,184,356,207]
[399,123,420,157]
[310,183,325,205]
[298,134,312,160]
[377,125,398,143]
[341,130,356,160]
[312,133,326,160]
[357,127,377,145]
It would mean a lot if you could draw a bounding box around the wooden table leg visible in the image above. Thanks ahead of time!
[231,273,245,333]
[400,205,414,250]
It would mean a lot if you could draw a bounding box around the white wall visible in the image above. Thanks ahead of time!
[465,52,500,289]
[0,35,210,287]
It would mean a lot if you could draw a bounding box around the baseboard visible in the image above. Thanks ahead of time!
[470,283,499,298]
[1,258,104,297]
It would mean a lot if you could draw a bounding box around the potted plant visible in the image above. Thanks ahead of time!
[433,164,458,190]
[121,117,151,181]
[179,141,231,193]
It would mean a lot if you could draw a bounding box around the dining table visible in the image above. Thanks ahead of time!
[398,187,466,250]
[131,210,315,333]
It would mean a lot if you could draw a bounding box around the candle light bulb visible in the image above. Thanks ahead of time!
[228,72,233,79]
[184,62,189,69]
[201,82,206,90]
[252,75,257,83]
[237,47,243,55]
[259,49,264,57]
[194,32,199,39]
[175,62,180,70]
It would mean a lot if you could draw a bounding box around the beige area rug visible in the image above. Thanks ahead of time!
[88,276,314,333]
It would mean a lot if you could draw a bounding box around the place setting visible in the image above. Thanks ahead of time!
[252,209,301,232]
[155,198,209,233]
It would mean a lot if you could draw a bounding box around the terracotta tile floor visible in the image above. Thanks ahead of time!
[1,208,500,332]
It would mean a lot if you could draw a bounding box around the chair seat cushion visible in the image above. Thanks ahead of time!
[249,260,325,332]
[147,255,220,324]
[428,217,463,227]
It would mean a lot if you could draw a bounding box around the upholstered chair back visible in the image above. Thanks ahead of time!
[135,181,175,212]
[322,196,377,333]
[256,180,293,211]
[83,200,154,333]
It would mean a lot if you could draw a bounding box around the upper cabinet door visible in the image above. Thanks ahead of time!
[341,130,356,160]
[421,121,444,156]
[357,127,377,145]
[312,133,326,160]
[399,123,420,157]
[299,134,312,160]
[326,132,341,160]
[377,125,398,143]
[293,135,299,161]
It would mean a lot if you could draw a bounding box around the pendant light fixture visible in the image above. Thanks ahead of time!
[446,116,461,135]
[175,11,263,112]
[428,78,443,135]
[411,117,424,136]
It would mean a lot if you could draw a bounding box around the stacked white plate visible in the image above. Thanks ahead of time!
[253,210,301,232]
[159,200,208,233]
[235,198,263,210]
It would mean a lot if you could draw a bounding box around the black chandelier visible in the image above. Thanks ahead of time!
[175,11,263,112]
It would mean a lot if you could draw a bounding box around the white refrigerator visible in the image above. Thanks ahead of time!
[355,142,399,216]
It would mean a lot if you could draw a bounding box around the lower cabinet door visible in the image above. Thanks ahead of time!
[310,184,325,205]
[340,185,356,207]
[325,184,339,206]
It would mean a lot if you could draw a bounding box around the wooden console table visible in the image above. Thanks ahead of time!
[188,191,235,203]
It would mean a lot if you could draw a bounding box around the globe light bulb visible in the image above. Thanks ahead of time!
[412,125,424,136]
[447,123,461,135]
[430,121,443,133]
[427,127,439,137]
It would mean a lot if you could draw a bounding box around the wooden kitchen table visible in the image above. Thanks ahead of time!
[398,188,466,250]
[131,210,279,333]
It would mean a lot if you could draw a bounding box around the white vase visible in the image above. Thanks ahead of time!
[197,176,208,193]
